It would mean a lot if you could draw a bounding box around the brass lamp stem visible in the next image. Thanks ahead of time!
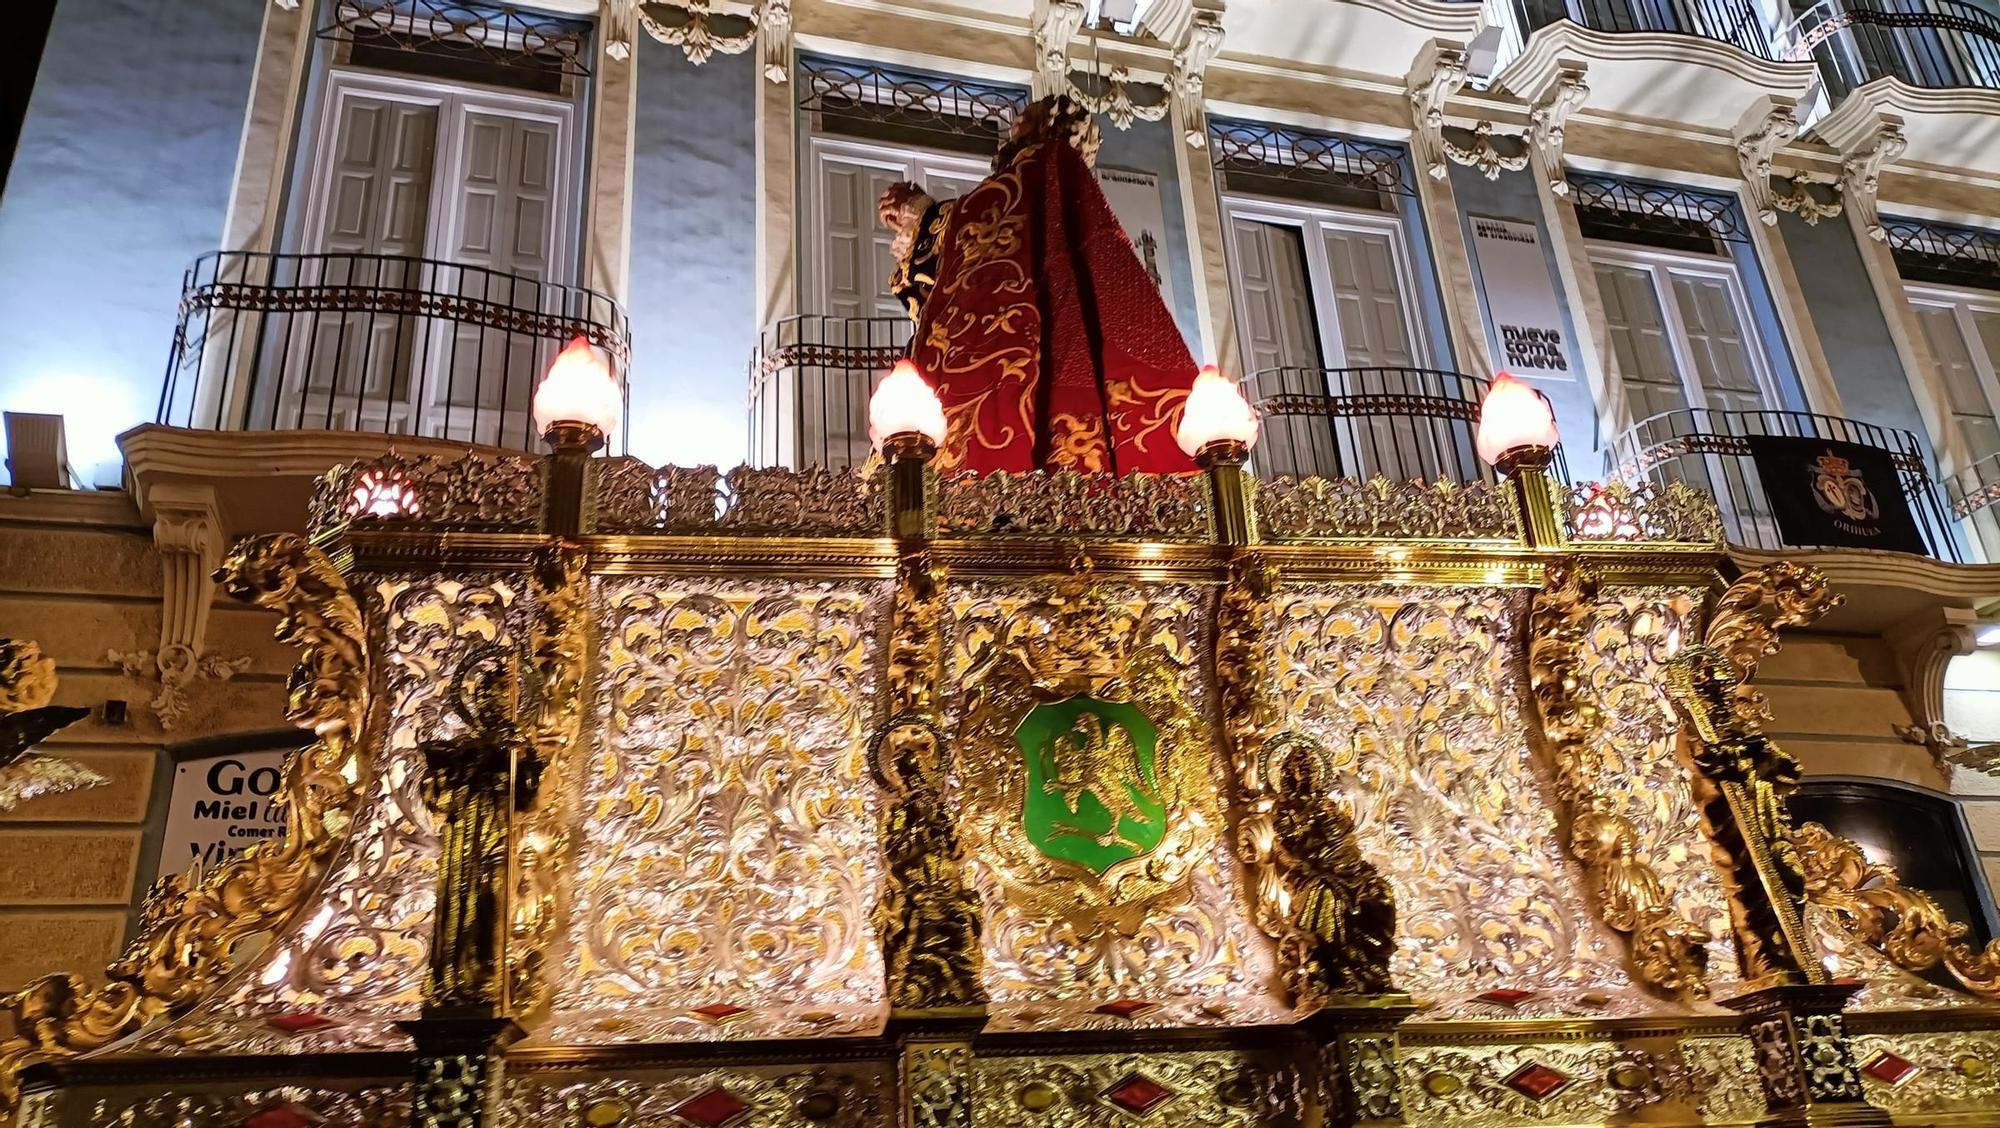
[541,422,605,539]
[1496,445,1563,548]
[1197,439,1255,547]
[882,433,937,542]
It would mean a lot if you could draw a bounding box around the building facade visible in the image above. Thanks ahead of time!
[8,0,2000,1119]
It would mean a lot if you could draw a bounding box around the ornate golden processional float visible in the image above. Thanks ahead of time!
[7,354,2000,1127]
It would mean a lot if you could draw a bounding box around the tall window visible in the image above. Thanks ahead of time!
[1909,287,2000,465]
[805,137,988,321]
[277,40,584,445]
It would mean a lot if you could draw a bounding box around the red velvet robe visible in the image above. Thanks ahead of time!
[909,140,1198,475]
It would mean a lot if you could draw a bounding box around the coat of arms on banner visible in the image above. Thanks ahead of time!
[956,556,1213,929]
[1809,450,1880,531]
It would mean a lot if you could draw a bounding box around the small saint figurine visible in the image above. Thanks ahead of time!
[875,94,1199,475]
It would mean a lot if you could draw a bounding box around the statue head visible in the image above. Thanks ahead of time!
[877,180,931,234]
[998,94,1101,171]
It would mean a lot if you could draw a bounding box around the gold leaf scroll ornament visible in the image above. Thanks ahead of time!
[1530,560,1709,996]
[0,533,372,1114]
[0,638,104,812]
[956,551,1212,930]
[1794,821,2000,998]
[1216,553,1396,1003]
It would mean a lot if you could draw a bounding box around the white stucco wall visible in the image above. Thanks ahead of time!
[0,0,263,485]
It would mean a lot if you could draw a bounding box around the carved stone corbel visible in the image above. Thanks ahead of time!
[1734,96,1799,227]
[1034,0,1088,98]
[1886,605,1977,775]
[1841,119,1906,242]
[1528,66,1588,197]
[1408,44,1470,181]
[114,483,250,730]
[1170,9,1225,148]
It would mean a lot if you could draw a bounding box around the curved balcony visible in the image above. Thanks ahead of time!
[748,315,913,471]
[157,250,630,453]
[1608,407,1961,559]
[1779,0,2000,97]
[1244,366,1567,484]
[1946,447,2000,561]
[1497,0,1816,130]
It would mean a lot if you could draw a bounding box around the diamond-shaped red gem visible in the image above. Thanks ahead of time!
[264,1012,339,1035]
[1094,998,1157,1019]
[1504,1062,1573,1101]
[1102,1073,1174,1116]
[243,1106,320,1128]
[671,1087,750,1128]
[1475,988,1536,1007]
[1862,1051,1922,1087]
[688,1002,749,1023]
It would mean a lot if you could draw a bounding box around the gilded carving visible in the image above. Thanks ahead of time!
[1262,584,1639,1014]
[1397,1037,1761,1126]
[969,1051,1301,1126]
[593,463,882,536]
[555,577,888,1037]
[876,553,986,1010]
[1849,1031,2000,1115]
[0,637,104,812]
[1565,480,1722,545]
[85,1085,409,1127]
[136,577,517,1056]
[947,567,1286,1024]
[1254,476,1514,542]
[0,534,373,1110]
[1795,821,2000,998]
[935,470,1210,540]
[1217,547,1396,1005]
[504,1066,891,1126]
[312,453,543,534]
[1528,563,1711,997]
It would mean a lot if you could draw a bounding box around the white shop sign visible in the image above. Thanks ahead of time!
[1470,215,1573,381]
[156,750,291,883]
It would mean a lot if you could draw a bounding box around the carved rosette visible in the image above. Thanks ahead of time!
[1528,561,1711,997]
[0,533,373,1112]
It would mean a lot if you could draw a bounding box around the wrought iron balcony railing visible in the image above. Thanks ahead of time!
[1778,0,2000,98]
[1245,365,1568,484]
[1945,447,2000,562]
[748,315,914,471]
[1607,407,1961,559]
[157,250,631,453]
[1514,0,1778,57]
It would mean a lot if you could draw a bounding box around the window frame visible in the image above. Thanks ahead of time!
[1219,191,1434,377]
[1905,281,2000,474]
[1584,238,1784,433]
[799,134,990,320]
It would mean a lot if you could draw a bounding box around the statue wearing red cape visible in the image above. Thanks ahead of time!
[879,96,1199,475]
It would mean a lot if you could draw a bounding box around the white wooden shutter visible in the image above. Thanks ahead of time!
[300,95,438,419]
[1320,226,1418,369]
[434,109,563,441]
[1595,261,1689,423]
[813,155,909,320]
[1229,217,1334,477]
[1669,273,1765,413]
[1916,305,2000,460]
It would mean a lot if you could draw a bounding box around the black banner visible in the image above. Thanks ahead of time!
[1745,435,1927,554]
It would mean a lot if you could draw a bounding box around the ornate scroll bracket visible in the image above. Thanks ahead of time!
[1036,0,1218,139]
[1408,42,1531,182]
[1735,96,1799,227]
[1841,118,1907,242]
[759,0,791,82]
[1886,605,1977,778]
[1796,820,2000,999]
[1666,563,1842,986]
[1035,0,1088,98]
[639,0,764,67]
[0,533,372,1116]
[138,481,236,728]
[1529,66,1589,197]
[1171,9,1224,148]
[1530,560,1710,997]
[602,0,636,60]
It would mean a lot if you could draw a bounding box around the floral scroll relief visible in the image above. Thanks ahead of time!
[942,579,1288,1028]
[138,577,517,1056]
[1264,586,1645,1016]
[553,577,889,1040]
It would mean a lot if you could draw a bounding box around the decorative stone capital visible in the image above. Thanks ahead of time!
[759,0,792,82]
[1171,9,1226,148]
[601,0,636,61]
[1034,0,1088,99]
[1528,66,1589,197]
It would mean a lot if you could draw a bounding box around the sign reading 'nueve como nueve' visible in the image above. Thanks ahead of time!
[155,750,290,883]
